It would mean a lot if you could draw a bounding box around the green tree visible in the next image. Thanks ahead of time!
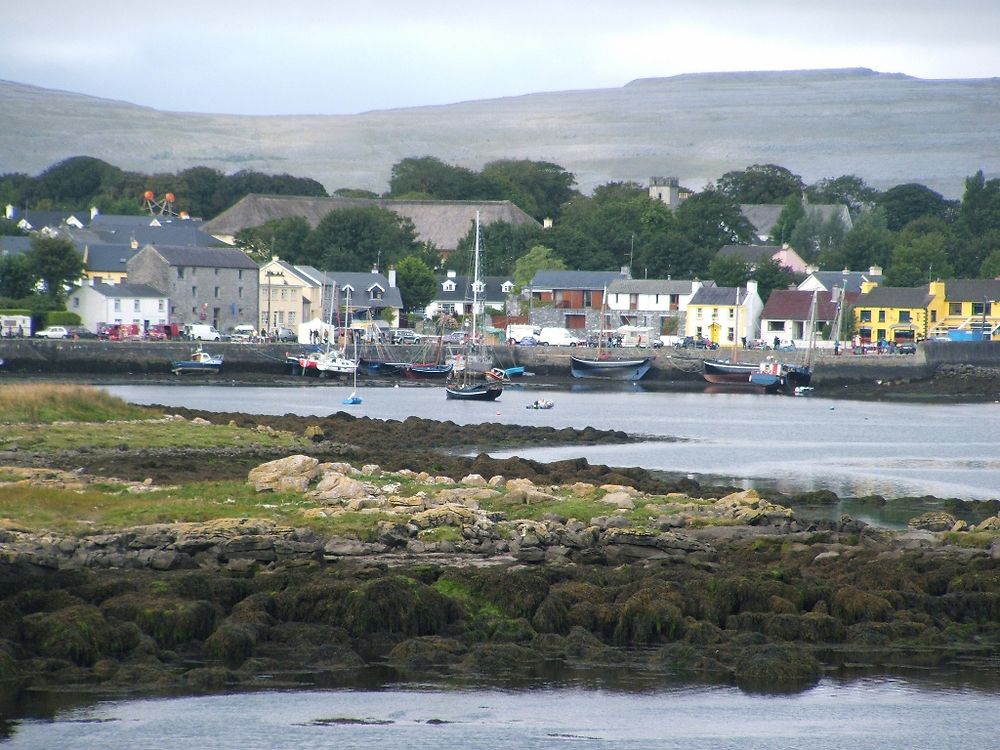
[979,247,1000,279]
[674,190,755,256]
[879,183,956,232]
[388,157,487,200]
[233,216,312,263]
[0,218,27,236]
[25,236,84,300]
[804,175,880,216]
[788,210,848,263]
[885,231,953,286]
[512,245,567,288]
[769,197,805,245]
[394,256,438,312]
[707,254,750,288]
[480,159,578,221]
[715,164,804,204]
[448,220,542,277]
[0,254,37,298]
[334,188,380,199]
[303,206,422,271]
[824,208,895,272]
[750,257,796,303]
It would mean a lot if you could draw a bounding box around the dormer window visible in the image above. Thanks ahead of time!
[501,281,514,293]
[472,281,485,295]
[443,280,456,292]
[369,285,384,300]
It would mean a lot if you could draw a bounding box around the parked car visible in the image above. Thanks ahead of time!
[442,331,467,345]
[517,336,538,346]
[586,331,623,348]
[897,342,917,354]
[64,325,98,339]
[537,327,585,347]
[392,328,422,345]
[35,326,69,339]
[673,336,718,350]
[271,326,297,342]
[183,324,222,341]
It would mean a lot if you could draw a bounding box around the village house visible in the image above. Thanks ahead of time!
[739,202,853,243]
[67,282,169,334]
[527,269,629,330]
[925,279,1000,340]
[852,283,933,345]
[685,280,764,346]
[759,288,847,347]
[605,278,709,333]
[798,266,883,296]
[424,270,514,320]
[126,244,259,332]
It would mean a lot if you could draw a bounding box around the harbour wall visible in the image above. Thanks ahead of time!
[0,338,995,384]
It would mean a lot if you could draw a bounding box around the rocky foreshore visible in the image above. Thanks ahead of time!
[3,452,1000,699]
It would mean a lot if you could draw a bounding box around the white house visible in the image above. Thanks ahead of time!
[67,282,170,333]
[605,278,709,330]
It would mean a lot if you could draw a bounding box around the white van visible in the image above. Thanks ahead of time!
[505,323,540,344]
[537,327,584,347]
[184,324,222,341]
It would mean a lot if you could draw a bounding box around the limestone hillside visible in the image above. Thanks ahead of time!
[1,68,999,198]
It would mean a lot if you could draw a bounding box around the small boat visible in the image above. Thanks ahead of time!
[405,362,454,379]
[171,347,223,375]
[570,355,652,381]
[525,398,554,409]
[445,380,503,401]
[342,340,363,405]
[298,348,358,377]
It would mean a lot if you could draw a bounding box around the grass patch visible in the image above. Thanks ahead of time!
[941,531,999,549]
[0,384,158,423]
[0,420,309,452]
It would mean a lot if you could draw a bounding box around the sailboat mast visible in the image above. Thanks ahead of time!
[472,211,481,343]
[731,288,741,363]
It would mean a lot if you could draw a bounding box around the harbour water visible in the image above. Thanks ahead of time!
[5,677,999,749]
[102,382,1000,503]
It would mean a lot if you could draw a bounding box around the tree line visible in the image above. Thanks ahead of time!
[3,156,1000,314]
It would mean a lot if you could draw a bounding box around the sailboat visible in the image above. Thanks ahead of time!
[446,212,502,401]
[569,286,652,380]
[299,283,359,378]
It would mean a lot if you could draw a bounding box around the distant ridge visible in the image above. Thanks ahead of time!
[1,69,998,199]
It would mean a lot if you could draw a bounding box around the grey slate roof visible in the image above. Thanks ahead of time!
[91,214,205,229]
[80,244,140,273]
[142,244,259,270]
[529,270,628,290]
[436,274,512,303]
[89,282,166,299]
[323,271,403,310]
[0,236,32,256]
[689,286,741,306]
[202,194,540,251]
[942,279,1000,301]
[607,278,706,295]
[858,286,934,308]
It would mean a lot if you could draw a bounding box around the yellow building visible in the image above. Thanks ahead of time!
[925,280,1000,340]
[852,283,932,343]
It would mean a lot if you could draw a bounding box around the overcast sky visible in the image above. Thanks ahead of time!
[3,0,998,115]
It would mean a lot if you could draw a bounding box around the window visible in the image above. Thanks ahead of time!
[214,268,219,276]
[133,300,140,312]
[288,312,296,325]
[72,297,79,308]
[177,267,185,279]
[238,287,243,299]
[238,270,244,280]
[214,287,220,298]
[949,302,962,315]
[878,310,886,322]
[158,300,165,312]
[899,310,911,323]
[443,280,455,292]
[972,302,986,316]
[114,298,121,312]
[860,310,872,322]
[192,286,197,297]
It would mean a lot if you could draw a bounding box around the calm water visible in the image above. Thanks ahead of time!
[102,383,1000,502]
[4,679,999,749]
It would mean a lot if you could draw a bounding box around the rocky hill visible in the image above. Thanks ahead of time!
[1,68,998,197]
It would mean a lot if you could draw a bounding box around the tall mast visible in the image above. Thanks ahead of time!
[471,211,481,345]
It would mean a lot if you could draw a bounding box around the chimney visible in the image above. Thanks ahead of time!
[90,206,99,220]
[543,217,553,229]
[447,269,457,279]
[5,204,14,220]
[130,237,138,249]
[746,279,759,297]
[388,268,396,287]
[869,265,883,276]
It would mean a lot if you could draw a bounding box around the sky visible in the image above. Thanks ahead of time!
[3,0,999,116]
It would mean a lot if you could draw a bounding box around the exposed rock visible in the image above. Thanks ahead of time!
[247,455,320,492]
[907,511,958,532]
[310,471,367,502]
